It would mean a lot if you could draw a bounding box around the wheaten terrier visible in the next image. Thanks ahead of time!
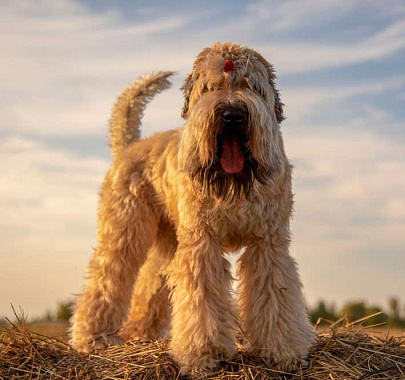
[70,42,316,374]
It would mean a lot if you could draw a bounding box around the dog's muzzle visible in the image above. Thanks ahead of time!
[219,106,248,174]
[222,107,245,125]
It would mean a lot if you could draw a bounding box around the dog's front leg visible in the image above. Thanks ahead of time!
[237,230,316,372]
[168,229,236,375]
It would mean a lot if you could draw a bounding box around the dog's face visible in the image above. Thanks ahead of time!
[179,42,286,200]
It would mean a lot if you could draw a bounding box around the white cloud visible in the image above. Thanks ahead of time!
[286,127,405,251]
[0,0,190,137]
[258,20,405,75]
[282,76,405,122]
[0,136,110,318]
[0,137,107,233]
[249,0,405,31]
[205,2,405,74]
[284,128,405,305]
[248,0,355,31]
[383,200,405,220]
[2,0,405,139]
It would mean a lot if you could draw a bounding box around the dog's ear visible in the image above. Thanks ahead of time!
[252,51,285,123]
[181,73,197,119]
[273,88,285,124]
[182,47,211,119]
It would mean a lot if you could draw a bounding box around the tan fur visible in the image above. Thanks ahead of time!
[70,42,316,374]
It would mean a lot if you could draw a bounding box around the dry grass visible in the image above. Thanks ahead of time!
[1,314,405,379]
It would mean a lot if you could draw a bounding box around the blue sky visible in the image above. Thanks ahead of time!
[1,0,405,319]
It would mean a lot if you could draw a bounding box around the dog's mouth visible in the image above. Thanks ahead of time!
[217,105,248,174]
[220,133,245,173]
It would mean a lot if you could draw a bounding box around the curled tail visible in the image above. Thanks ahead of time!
[109,71,175,158]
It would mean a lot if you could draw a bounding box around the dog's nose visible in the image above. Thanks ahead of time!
[223,107,245,125]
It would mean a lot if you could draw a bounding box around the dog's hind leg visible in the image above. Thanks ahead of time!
[70,166,161,353]
[121,219,177,340]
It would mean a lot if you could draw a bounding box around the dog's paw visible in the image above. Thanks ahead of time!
[179,354,221,379]
[100,333,125,347]
[254,348,310,373]
[71,333,125,353]
[171,344,235,378]
[121,320,159,341]
[245,345,310,373]
[270,355,309,373]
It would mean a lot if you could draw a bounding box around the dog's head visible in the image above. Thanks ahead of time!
[179,42,286,200]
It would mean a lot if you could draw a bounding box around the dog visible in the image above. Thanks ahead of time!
[70,42,316,375]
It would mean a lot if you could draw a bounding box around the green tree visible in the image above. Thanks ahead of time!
[56,301,74,321]
[309,300,338,324]
[388,297,403,327]
[365,305,388,326]
[340,301,367,322]
[45,310,54,322]
[341,301,387,326]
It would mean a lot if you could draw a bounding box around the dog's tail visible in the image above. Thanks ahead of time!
[109,71,175,158]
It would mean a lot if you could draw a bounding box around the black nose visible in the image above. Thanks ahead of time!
[223,107,245,125]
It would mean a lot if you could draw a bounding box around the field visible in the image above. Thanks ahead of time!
[1,318,405,379]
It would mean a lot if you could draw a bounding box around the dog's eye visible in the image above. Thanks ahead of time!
[238,77,252,91]
[202,84,218,93]
[250,81,266,98]
[202,84,221,94]
[246,76,271,100]
[244,76,261,94]
[256,85,266,98]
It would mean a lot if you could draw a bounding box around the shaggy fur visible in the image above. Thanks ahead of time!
[70,42,316,375]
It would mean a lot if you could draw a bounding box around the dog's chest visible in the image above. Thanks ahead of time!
[206,198,276,251]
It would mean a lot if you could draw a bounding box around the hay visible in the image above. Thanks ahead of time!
[1,316,405,379]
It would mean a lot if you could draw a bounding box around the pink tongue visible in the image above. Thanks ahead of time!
[221,135,244,173]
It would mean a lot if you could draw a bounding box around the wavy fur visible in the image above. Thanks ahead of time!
[109,71,174,158]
